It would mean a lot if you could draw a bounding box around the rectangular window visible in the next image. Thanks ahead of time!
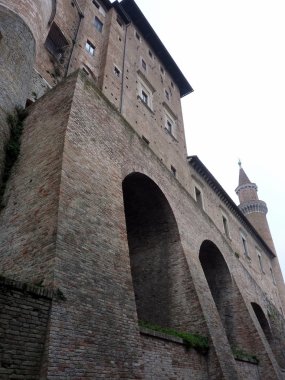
[165,89,170,100]
[222,216,230,238]
[149,50,153,58]
[114,65,120,77]
[95,16,103,32]
[93,0,100,8]
[195,187,203,208]
[166,119,172,134]
[270,268,276,285]
[160,65,164,74]
[141,58,147,70]
[116,16,123,27]
[258,254,264,273]
[241,235,249,257]
[85,40,95,55]
[141,90,148,105]
[135,31,141,41]
[171,165,176,177]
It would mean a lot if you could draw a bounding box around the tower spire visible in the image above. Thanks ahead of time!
[235,164,275,253]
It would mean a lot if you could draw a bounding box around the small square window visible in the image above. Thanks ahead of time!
[85,40,95,56]
[141,90,148,105]
[95,16,103,32]
[114,66,120,77]
[141,59,146,70]
[165,89,170,100]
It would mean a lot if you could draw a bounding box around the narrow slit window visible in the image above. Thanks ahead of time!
[171,165,176,177]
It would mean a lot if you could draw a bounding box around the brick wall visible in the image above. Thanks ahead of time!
[0,277,52,379]
[140,329,208,379]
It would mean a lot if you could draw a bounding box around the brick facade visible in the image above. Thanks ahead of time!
[0,0,285,378]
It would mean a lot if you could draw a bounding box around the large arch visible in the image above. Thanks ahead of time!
[199,240,235,345]
[122,172,205,332]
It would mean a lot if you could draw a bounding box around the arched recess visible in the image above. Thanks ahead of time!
[251,302,285,368]
[122,172,206,332]
[199,240,235,345]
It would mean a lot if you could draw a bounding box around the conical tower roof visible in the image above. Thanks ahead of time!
[238,166,251,186]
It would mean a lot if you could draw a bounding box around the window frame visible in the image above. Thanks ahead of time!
[94,16,103,33]
[85,40,95,56]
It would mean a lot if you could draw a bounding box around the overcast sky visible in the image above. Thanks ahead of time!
[121,1,285,276]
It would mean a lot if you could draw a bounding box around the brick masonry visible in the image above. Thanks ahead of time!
[0,277,52,380]
[1,72,284,378]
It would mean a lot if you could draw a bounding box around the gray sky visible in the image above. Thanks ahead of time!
[121,0,285,276]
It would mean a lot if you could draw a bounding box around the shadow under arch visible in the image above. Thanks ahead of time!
[122,172,206,332]
[251,302,285,368]
[251,302,272,342]
[199,240,235,345]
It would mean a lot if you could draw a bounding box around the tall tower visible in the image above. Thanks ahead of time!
[235,161,275,253]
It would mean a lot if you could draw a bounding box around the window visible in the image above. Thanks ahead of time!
[241,235,249,257]
[141,90,148,105]
[116,16,123,27]
[85,40,95,56]
[114,66,120,77]
[94,17,103,32]
[45,22,68,62]
[222,216,230,238]
[149,50,153,58]
[135,31,141,41]
[141,58,146,71]
[256,248,265,274]
[164,111,176,138]
[160,65,165,74]
[258,254,264,273]
[137,74,154,110]
[166,119,173,134]
[195,187,203,208]
[270,268,276,285]
[165,89,170,100]
[171,81,174,88]
[93,0,100,8]
[171,165,176,177]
